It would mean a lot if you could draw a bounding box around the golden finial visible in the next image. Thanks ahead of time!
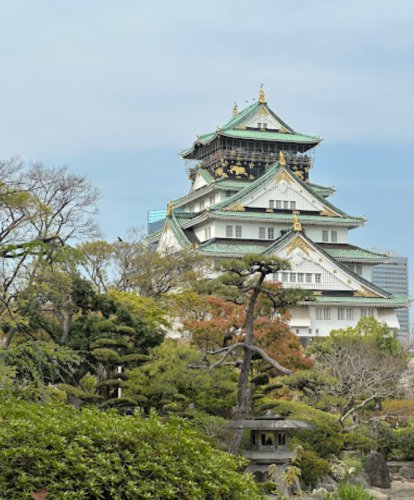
[293,213,302,232]
[279,150,287,166]
[166,202,174,216]
[232,102,238,116]
[259,84,267,104]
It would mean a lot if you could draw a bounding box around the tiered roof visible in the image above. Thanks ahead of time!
[152,90,410,313]
[181,99,320,158]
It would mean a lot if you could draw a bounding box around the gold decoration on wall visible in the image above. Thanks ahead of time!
[354,288,379,298]
[259,84,267,104]
[259,107,269,116]
[287,236,310,255]
[293,214,302,232]
[232,102,238,116]
[266,208,274,213]
[274,170,292,184]
[320,207,338,217]
[294,170,304,180]
[229,164,247,176]
[279,150,287,166]
[214,167,224,177]
[227,203,246,212]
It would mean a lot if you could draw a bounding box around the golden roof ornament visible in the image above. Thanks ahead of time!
[232,102,238,116]
[279,150,287,166]
[258,84,267,104]
[166,202,174,216]
[293,214,302,232]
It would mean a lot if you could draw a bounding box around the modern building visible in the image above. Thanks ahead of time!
[372,256,410,339]
[148,87,410,338]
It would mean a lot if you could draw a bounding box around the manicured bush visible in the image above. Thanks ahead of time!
[0,401,259,499]
[259,399,344,457]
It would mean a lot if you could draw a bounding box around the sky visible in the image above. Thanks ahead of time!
[0,1,413,306]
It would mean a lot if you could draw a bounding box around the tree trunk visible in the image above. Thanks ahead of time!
[229,275,265,454]
[4,327,16,349]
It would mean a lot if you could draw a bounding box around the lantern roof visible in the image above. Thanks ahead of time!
[226,411,313,431]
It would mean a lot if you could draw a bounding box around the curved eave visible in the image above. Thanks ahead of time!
[181,210,365,230]
[305,296,410,308]
[181,130,320,159]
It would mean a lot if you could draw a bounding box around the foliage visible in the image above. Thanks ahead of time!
[300,449,330,487]
[327,317,403,356]
[0,341,81,398]
[381,399,414,426]
[326,483,375,500]
[125,341,238,417]
[309,319,407,429]
[107,289,170,330]
[0,400,259,499]
[257,399,344,457]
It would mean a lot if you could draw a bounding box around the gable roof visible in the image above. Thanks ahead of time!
[263,230,391,299]
[181,99,320,158]
[212,163,360,222]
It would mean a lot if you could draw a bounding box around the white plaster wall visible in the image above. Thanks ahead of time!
[192,173,208,191]
[287,305,399,337]
[304,227,349,243]
[246,180,327,213]
[194,223,215,242]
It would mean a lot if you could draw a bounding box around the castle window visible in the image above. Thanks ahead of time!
[200,199,205,210]
[268,227,274,239]
[276,200,282,209]
[290,201,296,210]
[322,230,329,242]
[315,274,321,284]
[235,225,242,238]
[361,307,375,318]
[338,307,345,320]
[281,273,288,282]
[226,225,233,238]
[317,307,331,320]
[306,273,312,283]
[269,200,275,208]
[283,201,289,209]
[290,273,296,283]
[259,227,266,239]
[298,273,304,283]
[331,231,337,242]
[346,308,354,320]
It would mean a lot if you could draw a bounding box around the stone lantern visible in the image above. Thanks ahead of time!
[227,411,313,482]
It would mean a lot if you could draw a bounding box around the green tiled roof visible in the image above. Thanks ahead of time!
[168,213,191,248]
[310,295,409,308]
[206,210,364,227]
[220,129,318,143]
[307,182,335,198]
[323,246,388,263]
[199,239,268,256]
[216,178,253,190]
[263,230,390,298]
[213,163,352,220]
[181,100,320,157]
[199,169,214,184]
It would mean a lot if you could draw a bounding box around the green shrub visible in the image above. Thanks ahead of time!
[335,483,375,500]
[0,400,259,499]
[300,449,330,487]
[258,399,343,457]
[342,431,376,454]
